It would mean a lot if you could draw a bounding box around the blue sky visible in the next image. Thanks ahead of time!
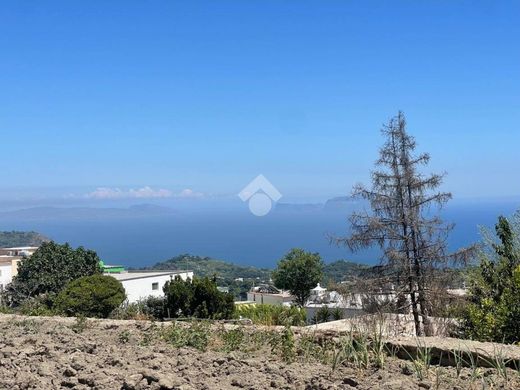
[1,1,519,205]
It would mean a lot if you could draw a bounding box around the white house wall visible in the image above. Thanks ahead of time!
[246,292,293,305]
[0,264,13,290]
[120,272,193,303]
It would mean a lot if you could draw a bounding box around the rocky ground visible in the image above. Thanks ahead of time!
[0,314,519,390]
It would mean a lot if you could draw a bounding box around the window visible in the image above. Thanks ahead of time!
[152,282,159,291]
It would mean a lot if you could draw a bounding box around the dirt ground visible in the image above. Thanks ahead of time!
[0,314,518,390]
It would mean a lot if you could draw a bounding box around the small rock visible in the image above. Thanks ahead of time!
[37,364,53,377]
[71,362,85,371]
[343,378,358,387]
[142,370,160,383]
[158,374,182,389]
[418,382,431,389]
[60,378,78,388]
[63,367,77,377]
[214,358,227,366]
[401,364,413,376]
[122,374,143,390]
[78,376,96,387]
[1,346,17,358]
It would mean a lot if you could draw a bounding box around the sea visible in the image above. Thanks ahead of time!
[0,198,518,269]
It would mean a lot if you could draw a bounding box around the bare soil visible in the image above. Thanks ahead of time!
[0,314,518,390]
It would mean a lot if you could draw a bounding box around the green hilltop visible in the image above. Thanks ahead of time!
[144,254,373,284]
[144,254,272,282]
[0,231,49,248]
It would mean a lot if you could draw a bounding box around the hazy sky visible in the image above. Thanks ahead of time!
[1,1,519,204]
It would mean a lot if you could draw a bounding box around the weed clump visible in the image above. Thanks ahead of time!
[160,321,211,351]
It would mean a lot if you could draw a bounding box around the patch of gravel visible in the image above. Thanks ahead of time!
[0,314,518,389]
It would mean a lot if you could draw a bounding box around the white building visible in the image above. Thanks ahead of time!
[247,284,294,305]
[0,246,39,257]
[0,257,18,291]
[0,246,39,291]
[108,270,193,303]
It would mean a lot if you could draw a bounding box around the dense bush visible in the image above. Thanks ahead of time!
[54,274,126,318]
[463,213,520,343]
[4,241,101,305]
[164,276,235,319]
[110,296,166,320]
[18,295,56,316]
[315,305,332,323]
[140,296,166,319]
[234,304,306,326]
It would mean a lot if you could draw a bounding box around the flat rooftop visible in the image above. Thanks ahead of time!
[107,270,192,281]
[0,246,39,250]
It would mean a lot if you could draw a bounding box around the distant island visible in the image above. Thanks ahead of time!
[0,231,49,247]
[0,204,175,221]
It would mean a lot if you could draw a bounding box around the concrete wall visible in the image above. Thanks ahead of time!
[304,306,364,323]
[246,292,293,305]
[0,263,13,290]
[121,271,193,303]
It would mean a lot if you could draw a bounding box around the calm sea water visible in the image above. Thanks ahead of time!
[0,200,518,268]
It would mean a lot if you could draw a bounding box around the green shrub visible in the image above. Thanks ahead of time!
[141,296,166,319]
[18,294,56,316]
[316,305,331,323]
[221,328,245,352]
[70,316,89,333]
[331,307,343,321]
[0,305,14,314]
[463,214,520,343]
[161,322,210,351]
[269,325,296,363]
[118,330,131,344]
[234,304,306,326]
[54,274,126,318]
[164,276,235,319]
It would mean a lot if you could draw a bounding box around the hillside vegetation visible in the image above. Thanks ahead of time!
[0,231,48,248]
[142,254,389,300]
[145,254,375,283]
[144,254,271,281]
[322,259,372,283]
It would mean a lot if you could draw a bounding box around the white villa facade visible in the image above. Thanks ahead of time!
[108,270,194,303]
[246,284,294,305]
[0,247,39,291]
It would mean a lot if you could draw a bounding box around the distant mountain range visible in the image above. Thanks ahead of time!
[0,197,361,220]
[0,204,175,220]
[275,196,361,213]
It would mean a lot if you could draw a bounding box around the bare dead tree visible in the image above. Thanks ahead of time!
[337,112,473,336]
